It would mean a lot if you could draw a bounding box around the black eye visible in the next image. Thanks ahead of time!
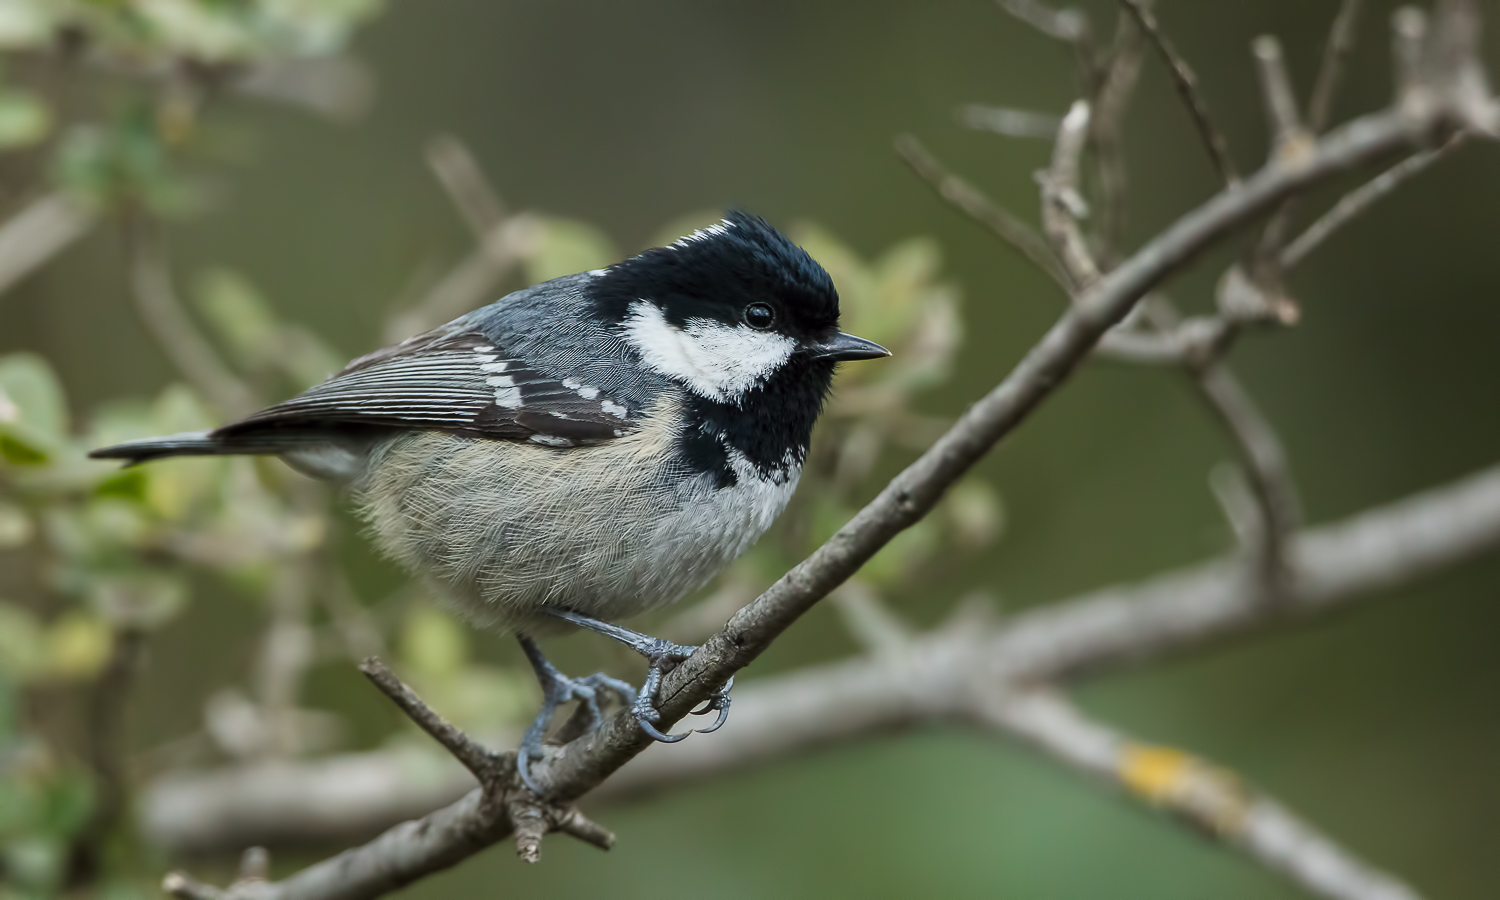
[744,303,776,330]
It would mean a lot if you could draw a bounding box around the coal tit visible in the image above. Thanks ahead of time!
[91,210,889,789]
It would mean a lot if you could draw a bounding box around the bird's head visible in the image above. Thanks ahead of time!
[590,210,889,406]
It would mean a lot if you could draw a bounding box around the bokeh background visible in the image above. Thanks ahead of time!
[2,1,1500,897]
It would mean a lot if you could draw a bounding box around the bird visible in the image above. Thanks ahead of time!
[90,209,889,791]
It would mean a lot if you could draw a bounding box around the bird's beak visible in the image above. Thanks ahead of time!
[808,331,892,361]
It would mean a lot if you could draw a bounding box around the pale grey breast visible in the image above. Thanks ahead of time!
[356,393,799,633]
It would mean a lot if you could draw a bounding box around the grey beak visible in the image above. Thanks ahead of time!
[809,331,892,361]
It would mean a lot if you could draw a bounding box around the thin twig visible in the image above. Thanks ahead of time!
[384,136,536,343]
[958,105,1062,139]
[1281,135,1467,269]
[425,134,506,239]
[1258,0,1366,262]
[359,657,502,782]
[1308,0,1368,133]
[895,134,1070,286]
[1195,362,1301,592]
[996,0,1099,91]
[1252,35,1308,158]
[1118,0,1239,185]
[1091,9,1147,265]
[1040,100,1099,291]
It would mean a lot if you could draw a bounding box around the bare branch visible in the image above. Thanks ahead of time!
[895,134,1070,287]
[1281,134,1467,269]
[127,216,258,418]
[424,134,506,239]
[995,0,1098,89]
[1258,0,1367,268]
[1195,363,1302,592]
[384,137,538,343]
[997,0,1088,44]
[0,192,95,303]
[1040,100,1099,291]
[958,105,1062,139]
[1118,0,1240,185]
[1252,36,1309,158]
[1308,0,1368,133]
[144,460,1500,863]
[359,657,502,783]
[975,690,1421,900]
[1091,10,1148,263]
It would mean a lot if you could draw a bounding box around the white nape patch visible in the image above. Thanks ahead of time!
[623,301,796,403]
[588,268,610,278]
[668,220,732,251]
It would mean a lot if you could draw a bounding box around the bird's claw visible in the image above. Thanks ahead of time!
[689,676,733,734]
[516,662,634,795]
[631,654,734,743]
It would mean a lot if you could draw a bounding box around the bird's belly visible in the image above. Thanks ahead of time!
[358,430,797,633]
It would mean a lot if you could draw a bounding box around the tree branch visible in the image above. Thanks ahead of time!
[144,460,1500,868]
[1118,0,1240,185]
[894,134,1070,286]
[1308,0,1368,133]
[975,689,1420,900]
[1280,134,1466,269]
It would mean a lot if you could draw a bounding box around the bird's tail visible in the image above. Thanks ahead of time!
[88,430,320,466]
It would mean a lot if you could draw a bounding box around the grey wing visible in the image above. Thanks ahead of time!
[214,328,634,447]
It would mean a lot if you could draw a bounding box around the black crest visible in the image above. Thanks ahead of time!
[590,210,840,337]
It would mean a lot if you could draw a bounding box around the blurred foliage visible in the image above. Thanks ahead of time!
[0,1,386,895]
[0,5,990,890]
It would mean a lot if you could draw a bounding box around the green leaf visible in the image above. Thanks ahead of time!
[0,91,49,149]
[0,433,47,466]
[0,357,67,444]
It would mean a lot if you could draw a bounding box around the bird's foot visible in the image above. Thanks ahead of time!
[516,636,633,795]
[630,641,734,743]
[543,608,736,744]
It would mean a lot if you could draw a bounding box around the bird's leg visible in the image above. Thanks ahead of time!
[514,634,634,795]
[543,607,734,743]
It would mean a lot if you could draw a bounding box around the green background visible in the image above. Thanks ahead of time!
[4,1,1499,897]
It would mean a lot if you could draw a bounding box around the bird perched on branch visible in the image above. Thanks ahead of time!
[91,210,889,791]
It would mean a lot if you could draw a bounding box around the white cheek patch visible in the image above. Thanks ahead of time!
[623,301,797,402]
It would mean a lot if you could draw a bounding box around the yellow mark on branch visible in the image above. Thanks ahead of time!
[1119,744,1251,838]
